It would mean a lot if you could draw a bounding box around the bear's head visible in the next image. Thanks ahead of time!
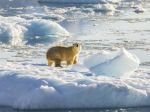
[72,43,82,54]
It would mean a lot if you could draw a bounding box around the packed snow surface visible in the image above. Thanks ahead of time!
[0,48,148,109]
[0,65,150,109]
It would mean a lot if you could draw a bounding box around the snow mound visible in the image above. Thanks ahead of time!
[93,3,116,12]
[19,13,65,22]
[41,14,65,21]
[84,48,140,76]
[84,50,114,68]
[0,16,69,45]
[24,19,69,45]
[0,17,25,45]
[0,70,149,109]
[134,5,145,13]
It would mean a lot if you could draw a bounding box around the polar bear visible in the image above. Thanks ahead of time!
[46,43,81,67]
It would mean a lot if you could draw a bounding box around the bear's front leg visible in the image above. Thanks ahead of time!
[73,56,77,64]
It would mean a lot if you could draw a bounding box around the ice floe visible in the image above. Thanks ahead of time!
[38,0,121,4]
[0,63,149,109]
[24,19,69,44]
[93,3,116,12]
[84,48,140,76]
[18,13,65,22]
[134,5,145,13]
[0,16,69,45]
[0,47,149,109]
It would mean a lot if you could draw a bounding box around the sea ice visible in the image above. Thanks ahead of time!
[70,64,91,73]
[38,0,121,4]
[0,48,148,109]
[84,48,140,76]
[84,50,114,68]
[134,5,145,13]
[24,19,70,44]
[0,16,70,45]
[93,3,116,12]
[0,67,149,109]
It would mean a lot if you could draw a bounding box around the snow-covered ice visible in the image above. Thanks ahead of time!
[38,0,121,4]
[0,62,150,109]
[0,47,148,109]
[0,16,70,45]
[24,19,70,44]
[0,0,149,110]
[134,5,145,13]
[84,48,140,76]
[93,3,116,12]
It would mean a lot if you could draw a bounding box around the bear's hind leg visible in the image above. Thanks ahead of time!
[55,60,62,67]
[48,59,54,66]
[67,59,74,66]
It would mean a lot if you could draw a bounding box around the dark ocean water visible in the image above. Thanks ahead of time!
[1,107,150,112]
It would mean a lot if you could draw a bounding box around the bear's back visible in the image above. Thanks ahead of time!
[46,46,72,60]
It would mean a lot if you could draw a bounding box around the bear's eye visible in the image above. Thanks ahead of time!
[76,44,78,47]
[73,43,79,47]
